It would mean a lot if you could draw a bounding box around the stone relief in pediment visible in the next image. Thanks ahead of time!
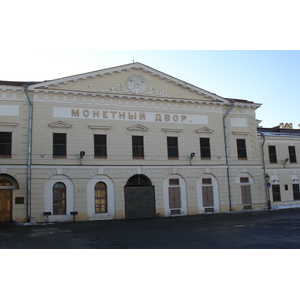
[96,73,171,97]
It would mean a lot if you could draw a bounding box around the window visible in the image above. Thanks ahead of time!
[288,146,297,163]
[167,137,179,159]
[293,184,300,200]
[94,135,107,158]
[240,177,249,183]
[272,184,281,202]
[53,182,66,215]
[0,132,12,157]
[200,138,211,159]
[132,136,144,159]
[53,133,66,158]
[268,145,277,163]
[95,182,107,213]
[236,139,247,159]
[202,178,212,185]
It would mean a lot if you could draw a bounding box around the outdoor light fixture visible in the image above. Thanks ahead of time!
[189,152,195,165]
[79,151,85,165]
[265,174,270,182]
[284,157,289,168]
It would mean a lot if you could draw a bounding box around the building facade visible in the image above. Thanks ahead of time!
[258,124,300,209]
[0,63,299,223]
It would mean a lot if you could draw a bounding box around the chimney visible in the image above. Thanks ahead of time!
[279,123,293,129]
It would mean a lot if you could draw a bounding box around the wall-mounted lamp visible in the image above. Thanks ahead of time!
[79,151,85,165]
[284,157,289,168]
[189,152,195,165]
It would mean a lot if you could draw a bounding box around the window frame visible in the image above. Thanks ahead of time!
[288,146,297,163]
[200,137,211,159]
[53,133,67,158]
[53,182,67,215]
[132,135,144,159]
[0,132,12,158]
[293,184,300,201]
[95,182,108,213]
[272,184,281,202]
[167,136,179,159]
[268,145,277,163]
[94,134,107,158]
[236,139,247,160]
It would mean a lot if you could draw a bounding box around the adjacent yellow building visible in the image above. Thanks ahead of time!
[0,63,299,223]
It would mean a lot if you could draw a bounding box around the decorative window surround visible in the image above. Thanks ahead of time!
[88,126,112,130]
[127,124,149,131]
[162,128,183,133]
[0,122,18,127]
[195,127,214,134]
[48,121,72,128]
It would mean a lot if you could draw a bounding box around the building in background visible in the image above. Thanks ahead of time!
[0,63,299,223]
[258,124,300,209]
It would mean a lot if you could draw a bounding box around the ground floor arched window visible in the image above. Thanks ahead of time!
[53,182,66,215]
[95,182,107,213]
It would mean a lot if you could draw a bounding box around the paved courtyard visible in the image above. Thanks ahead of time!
[1,208,300,249]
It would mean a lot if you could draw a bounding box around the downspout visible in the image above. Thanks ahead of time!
[223,99,235,211]
[259,132,271,210]
[23,84,33,222]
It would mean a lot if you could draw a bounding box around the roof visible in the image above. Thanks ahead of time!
[0,80,41,86]
[225,98,255,104]
[258,127,300,137]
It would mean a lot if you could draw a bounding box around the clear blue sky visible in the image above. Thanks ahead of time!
[1,50,299,128]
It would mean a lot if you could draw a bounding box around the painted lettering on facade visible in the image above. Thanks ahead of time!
[54,107,208,125]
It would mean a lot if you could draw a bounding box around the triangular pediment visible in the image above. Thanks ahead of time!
[31,63,228,103]
[48,121,72,128]
[195,127,214,134]
[127,124,149,131]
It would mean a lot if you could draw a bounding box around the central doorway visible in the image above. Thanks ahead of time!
[124,174,156,219]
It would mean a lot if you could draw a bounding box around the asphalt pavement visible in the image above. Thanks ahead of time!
[1,208,300,249]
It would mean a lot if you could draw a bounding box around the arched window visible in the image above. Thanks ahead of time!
[53,182,66,215]
[95,182,107,213]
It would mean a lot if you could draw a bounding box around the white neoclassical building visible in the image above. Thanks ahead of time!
[0,63,299,223]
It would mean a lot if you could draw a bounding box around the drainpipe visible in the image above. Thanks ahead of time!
[259,132,271,210]
[23,84,33,222]
[223,99,235,211]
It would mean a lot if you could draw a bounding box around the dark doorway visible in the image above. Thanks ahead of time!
[124,174,156,219]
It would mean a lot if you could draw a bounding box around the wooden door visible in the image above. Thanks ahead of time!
[202,186,214,207]
[0,190,12,222]
[168,187,181,215]
[241,185,251,204]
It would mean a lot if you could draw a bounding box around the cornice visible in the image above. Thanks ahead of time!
[30,88,229,106]
[30,63,228,103]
